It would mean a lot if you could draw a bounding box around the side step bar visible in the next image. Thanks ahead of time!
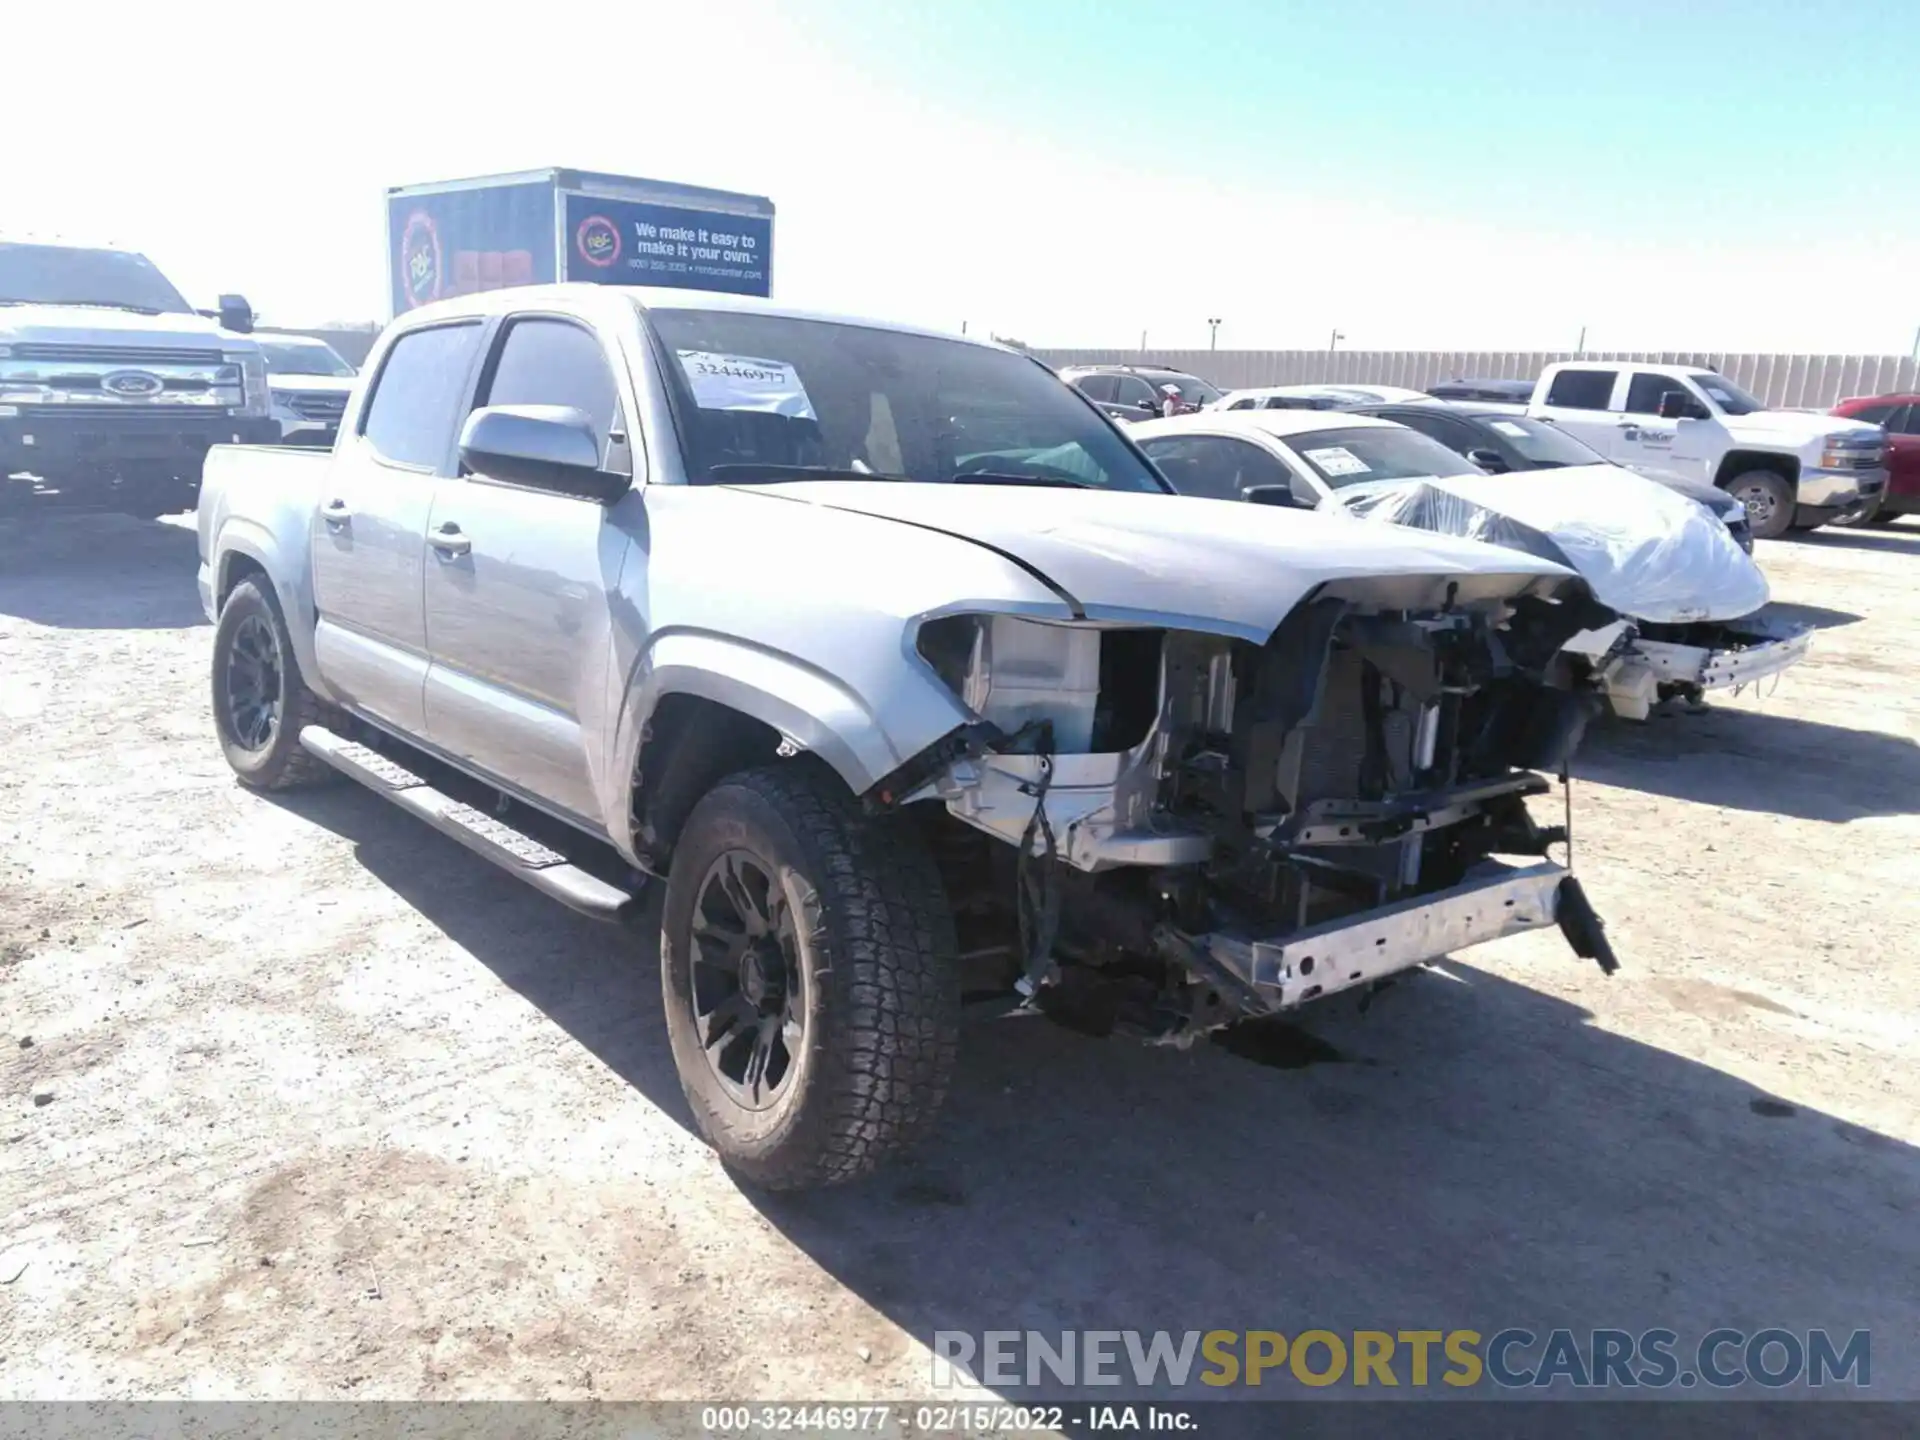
[299,724,643,924]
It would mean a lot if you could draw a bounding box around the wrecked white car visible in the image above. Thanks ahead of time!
[197,285,1617,1190]
[1134,410,1811,719]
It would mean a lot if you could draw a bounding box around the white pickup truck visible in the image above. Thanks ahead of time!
[1525,361,1887,539]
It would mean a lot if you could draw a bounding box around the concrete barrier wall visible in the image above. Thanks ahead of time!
[1033,348,1920,410]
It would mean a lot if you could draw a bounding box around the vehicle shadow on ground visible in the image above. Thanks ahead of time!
[1576,706,1920,821]
[1783,524,1920,555]
[271,783,693,1117]
[274,782,1920,1403]
[0,513,207,629]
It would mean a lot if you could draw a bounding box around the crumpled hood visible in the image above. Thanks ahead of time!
[743,480,1577,642]
[1340,466,1768,624]
[0,304,247,350]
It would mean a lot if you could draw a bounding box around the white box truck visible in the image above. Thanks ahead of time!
[386,168,775,318]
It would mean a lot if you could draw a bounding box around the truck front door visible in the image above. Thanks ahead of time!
[1614,371,1719,480]
[311,320,486,735]
[420,312,635,826]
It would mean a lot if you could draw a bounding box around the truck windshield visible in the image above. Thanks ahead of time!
[1692,373,1763,416]
[646,307,1167,493]
[256,340,356,377]
[0,243,193,315]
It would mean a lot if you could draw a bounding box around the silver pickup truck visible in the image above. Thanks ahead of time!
[197,284,1618,1188]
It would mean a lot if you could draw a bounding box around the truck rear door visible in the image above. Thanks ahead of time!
[419,309,635,826]
[312,320,486,735]
[1531,366,1623,458]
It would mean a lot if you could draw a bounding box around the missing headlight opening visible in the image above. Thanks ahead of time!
[897,590,1618,1044]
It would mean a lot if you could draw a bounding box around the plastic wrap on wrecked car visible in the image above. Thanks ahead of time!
[1340,469,1770,625]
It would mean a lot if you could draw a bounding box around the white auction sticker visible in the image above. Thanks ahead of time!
[1302,445,1371,478]
[1489,420,1529,438]
[676,350,817,419]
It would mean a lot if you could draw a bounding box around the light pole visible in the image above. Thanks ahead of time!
[1329,328,1344,355]
[1207,317,1223,351]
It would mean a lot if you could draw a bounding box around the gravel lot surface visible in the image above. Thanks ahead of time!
[3,511,1917,1401]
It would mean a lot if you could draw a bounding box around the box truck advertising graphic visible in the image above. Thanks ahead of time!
[386,169,775,316]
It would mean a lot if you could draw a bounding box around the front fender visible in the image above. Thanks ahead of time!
[604,628,970,850]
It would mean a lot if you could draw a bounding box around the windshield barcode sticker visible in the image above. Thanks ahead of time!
[1302,445,1371,478]
[676,350,816,419]
[1490,421,1529,438]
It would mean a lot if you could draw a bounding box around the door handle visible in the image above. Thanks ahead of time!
[321,499,352,525]
[430,522,472,557]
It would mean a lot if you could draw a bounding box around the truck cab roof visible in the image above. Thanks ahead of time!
[393,282,1013,353]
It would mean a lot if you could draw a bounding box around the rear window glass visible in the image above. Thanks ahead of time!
[360,322,484,470]
[1544,369,1616,410]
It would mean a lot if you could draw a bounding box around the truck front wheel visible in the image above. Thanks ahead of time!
[210,577,333,791]
[1724,469,1795,540]
[661,764,960,1189]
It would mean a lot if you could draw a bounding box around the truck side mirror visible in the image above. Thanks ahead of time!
[218,294,254,334]
[1466,447,1509,473]
[1242,484,1297,507]
[460,404,629,504]
[1656,390,1695,420]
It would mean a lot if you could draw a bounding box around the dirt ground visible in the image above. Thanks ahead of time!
[2,510,1917,1402]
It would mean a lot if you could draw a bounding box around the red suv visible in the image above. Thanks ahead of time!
[1830,394,1920,524]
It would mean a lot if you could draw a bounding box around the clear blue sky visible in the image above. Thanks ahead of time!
[12,0,1916,352]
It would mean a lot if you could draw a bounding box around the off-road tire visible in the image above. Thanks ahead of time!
[210,577,333,791]
[661,763,960,1189]
[1723,469,1796,540]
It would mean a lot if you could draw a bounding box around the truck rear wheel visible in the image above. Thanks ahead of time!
[210,577,333,791]
[1724,469,1795,540]
[660,763,959,1189]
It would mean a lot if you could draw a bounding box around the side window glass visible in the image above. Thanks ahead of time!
[1390,411,1459,449]
[1113,376,1156,408]
[1544,369,1617,410]
[1891,404,1918,436]
[1625,373,1702,417]
[1848,402,1897,426]
[1074,374,1119,403]
[481,318,624,464]
[359,323,484,470]
[1141,436,1287,501]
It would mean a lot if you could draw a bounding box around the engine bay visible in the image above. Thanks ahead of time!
[900,583,1620,1040]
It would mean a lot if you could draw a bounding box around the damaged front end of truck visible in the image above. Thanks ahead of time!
[876,576,1621,1043]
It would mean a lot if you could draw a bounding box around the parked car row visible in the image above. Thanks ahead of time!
[1063,359,1899,542]
[1130,407,1802,720]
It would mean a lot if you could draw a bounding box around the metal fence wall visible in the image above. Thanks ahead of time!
[1033,348,1920,410]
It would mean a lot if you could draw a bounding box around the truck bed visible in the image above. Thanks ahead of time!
[195,443,333,623]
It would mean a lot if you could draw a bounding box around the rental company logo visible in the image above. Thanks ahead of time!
[575,214,623,269]
[932,1328,1872,1392]
[399,209,442,309]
